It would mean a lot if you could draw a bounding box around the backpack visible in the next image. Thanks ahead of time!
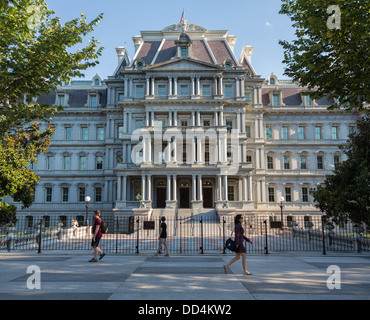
[100,220,108,234]
[225,238,236,252]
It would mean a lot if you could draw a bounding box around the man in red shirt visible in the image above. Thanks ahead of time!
[89,210,106,262]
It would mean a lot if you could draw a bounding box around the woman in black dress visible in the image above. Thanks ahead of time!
[224,214,253,275]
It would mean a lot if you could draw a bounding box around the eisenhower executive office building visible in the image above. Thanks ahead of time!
[16,21,360,225]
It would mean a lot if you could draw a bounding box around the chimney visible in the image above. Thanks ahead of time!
[115,46,126,65]
[243,45,254,65]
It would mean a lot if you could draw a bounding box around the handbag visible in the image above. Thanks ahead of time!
[225,238,237,252]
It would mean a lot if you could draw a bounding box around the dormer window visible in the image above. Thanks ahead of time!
[176,32,192,58]
[270,78,275,85]
[181,48,188,57]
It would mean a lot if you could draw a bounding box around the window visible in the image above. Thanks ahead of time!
[305,95,311,106]
[63,156,71,170]
[298,126,305,139]
[95,187,102,202]
[45,187,52,202]
[81,127,88,140]
[50,126,56,140]
[79,187,85,202]
[273,94,279,106]
[43,216,50,228]
[97,127,104,140]
[136,85,144,98]
[47,156,54,170]
[331,126,338,140]
[181,120,188,127]
[266,127,272,140]
[80,156,87,170]
[94,79,100,86]
[225,63,232,70]
[158,85,166,96]
[227,185,235,201]
[90,95,97,107]
[284,156,290,170]
[96,156,103,170]
[317,155,324,169]
[118,93,124,102]
[203,120,210,127]
[334,155,340,168]
[282,126,289,140]
[246,154,252,163]
[226,120,233,133]
[348,126,355,136]
[267,156,274,170]
[202,85,210,96]
[65,127,72,140]
[285,187,292,202]
[246,125,251,138]
[315,126,322,140]
[57,94,65,106]
[300,155,307,170]
[62,187,69,202]
[302,187,309,202]
[136,120,143,129]
[245,93,250,101]
[180,85,188,96]
[270,78,275,85]
[181,47,188,57]
[118,126,124,139]
[268,187,275,202]
[224,85,232,98]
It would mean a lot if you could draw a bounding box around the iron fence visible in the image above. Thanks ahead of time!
[1,215,369,254]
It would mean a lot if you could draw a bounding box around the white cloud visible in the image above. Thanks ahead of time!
[265,21,272,27]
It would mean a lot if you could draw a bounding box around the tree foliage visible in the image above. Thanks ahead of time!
[279,0,369,111]
[311,115,370,226]
[0,0,103,222]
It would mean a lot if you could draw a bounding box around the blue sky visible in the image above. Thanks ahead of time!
[46,0,295,81]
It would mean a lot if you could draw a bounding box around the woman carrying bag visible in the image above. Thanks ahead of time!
[224,214,253,275]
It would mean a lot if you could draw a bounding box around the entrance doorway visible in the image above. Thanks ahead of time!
[203,188,213,208]
[179,188,190,208]
[156,187,166,208]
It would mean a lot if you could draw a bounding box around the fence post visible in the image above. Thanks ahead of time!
[136,217,140,254]
[264,220,268,254]
[222,217,226,254]
[38,217,43,254]
[321,216,326,255]
[116,217,119,254]
[200,218,204,254]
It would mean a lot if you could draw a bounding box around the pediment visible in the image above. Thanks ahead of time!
[146,57,222,72]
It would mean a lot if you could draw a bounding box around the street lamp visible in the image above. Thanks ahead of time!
[85,196,91,226]
[279,196,284,228]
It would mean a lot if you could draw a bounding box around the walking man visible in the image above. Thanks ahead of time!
[89,210,106,262]
[155,217,169,256]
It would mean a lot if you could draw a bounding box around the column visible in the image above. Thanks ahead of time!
[117,176,122,201]
[168,76,172,96]
[217,175,223,201]
[173,77,178,96]
[166,138,171,163]
[242,175,247,201]
[147,175,152,201]
[241,112,246,133]
[214,111,219,126]
[236,78,240,97]
[191,111,195,126]
[169,111,172,127]
[196,76,200,96]
[214,77,218,96]
[237,112,241,132]
[219,76,223,96]
[196,111,201,126]
[219,110,224,126]
[191,76,195,97]
[192,174,197,201]
[192,137,196,164]
[198,175,203,202]
[142,138,147,163]
[166,175,171,201]
[247,174,252,201]
[141,174,146,201]
[197,137,202,163]
[145,111,150,126]
[146,77,150,96]
[147,136,152,163]
[172,175,177,202]
[173,111,178,126]
[241,77,245,96]
[151,77,155,96]
[122,176,127,201]
[223,175,228,201]
[124,78,129,97]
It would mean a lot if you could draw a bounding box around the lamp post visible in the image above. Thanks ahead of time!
[280,196,284,228]
[85,196,91,226]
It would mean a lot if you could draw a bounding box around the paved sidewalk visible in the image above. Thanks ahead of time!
[0,252,369,300]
